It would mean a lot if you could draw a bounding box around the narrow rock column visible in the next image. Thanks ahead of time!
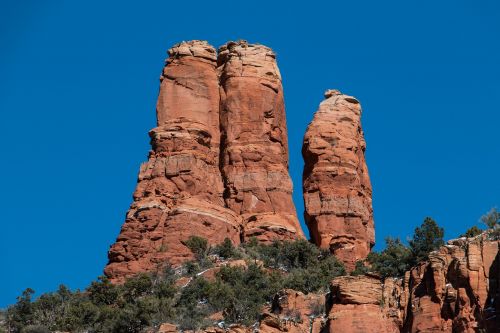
[218,41,304,243]
[302,90,374,270]
[105,41,240,282]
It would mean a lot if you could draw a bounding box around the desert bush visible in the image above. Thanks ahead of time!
[460,225,483,238]
[368,237,412,278]
[409,217,444,265]
[350,260,369,276]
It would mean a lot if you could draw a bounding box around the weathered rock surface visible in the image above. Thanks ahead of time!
[302,89,374,270]
[259,289,325,333]
[327,275,402,333]
[218,41,304,243]
[400,236,500,332]
[325,236,500,333]
[105,40,305,282]
[105,41,241,282]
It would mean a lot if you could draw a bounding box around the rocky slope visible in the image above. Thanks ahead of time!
[155,235,499,333]
[105,40,303,282]
[302,90,374,270]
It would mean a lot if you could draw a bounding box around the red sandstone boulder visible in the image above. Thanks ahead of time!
[327,275,401,333]
[302,89,374,270]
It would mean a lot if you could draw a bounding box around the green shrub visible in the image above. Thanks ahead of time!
[368,237,412,278]
[460,225,482,238]
[184,236,209,259]
[409,217,444,264]
[481,207,500,229]
[21,325,50,333]
[212,238,241,259]
[350,260,369,276]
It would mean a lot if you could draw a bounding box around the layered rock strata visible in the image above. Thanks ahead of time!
[105,41,241,282]
[302,89,374,270]
[400,236,500,332]
[105,40,303,282]
[218,41,304,242]
[327,275,402,333]
[326,236,500,332]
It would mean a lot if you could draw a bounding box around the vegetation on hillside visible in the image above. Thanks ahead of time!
[1,239,344,333]
[367,217,444,278]
[3,209,497,332]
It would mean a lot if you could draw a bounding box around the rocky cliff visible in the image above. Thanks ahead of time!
[302,90,374,270]
[218,41,303,243]
[105,40,303,282]
[164,236,499,333]
[105,39,500,332]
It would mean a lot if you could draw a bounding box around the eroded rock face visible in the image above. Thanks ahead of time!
[105,41,241,282]
[259,289,325,333]
[324,237,500,333]
[218,41,304,243]
[105,40,305,282]
[327,275,402,333]
[302,89,374,270]
[401,236,500,332]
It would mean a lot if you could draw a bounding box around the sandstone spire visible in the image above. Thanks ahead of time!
[302,89,374,270]
[105,41,240,282]
[218,41,304,242]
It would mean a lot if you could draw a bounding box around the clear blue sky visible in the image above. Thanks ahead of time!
[1,0,499,307]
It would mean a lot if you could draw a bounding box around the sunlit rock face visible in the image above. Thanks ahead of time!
[105,40,304,282]
[105,41,240,282]
[302,89,374,270]
[218,40,304,243]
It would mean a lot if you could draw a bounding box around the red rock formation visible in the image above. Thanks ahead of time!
[327,275,402,333]
[218,41,304,243]
[401,236,500,332]
[259,289,325,333]
[105,40,306,282]
[324,236,500,333]
[302,89,374,270]
[105,41,241,282]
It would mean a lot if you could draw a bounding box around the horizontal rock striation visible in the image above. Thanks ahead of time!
[105,41,241,282]
[400,235,500,332]
[302,89,374,270]
[326,235,500,333]
[218,41,304,243]
[105,40,304,282]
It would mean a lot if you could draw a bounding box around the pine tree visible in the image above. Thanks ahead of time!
[409,217,444,264]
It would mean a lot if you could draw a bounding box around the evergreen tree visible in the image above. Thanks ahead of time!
[367,237,411,278]
[460,225,482,238]
[409,217,444,264]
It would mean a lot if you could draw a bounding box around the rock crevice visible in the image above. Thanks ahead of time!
[105,40,303,282]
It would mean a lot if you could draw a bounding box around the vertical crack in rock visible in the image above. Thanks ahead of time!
[302,89,374,270]
[218,40,304,243]
[104,41,241,282]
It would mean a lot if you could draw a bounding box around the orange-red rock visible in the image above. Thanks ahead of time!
[302,89,374,270]
[259,289,325,333]
[218,41,304,243]
[105,41,241,282]
[401,236,500,332]
[327,275,401,333]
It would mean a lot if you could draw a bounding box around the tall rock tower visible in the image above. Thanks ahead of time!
[218,41,304,242]
[105,41,241,282]
[105,40,303,282]
[302,90,374,270]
